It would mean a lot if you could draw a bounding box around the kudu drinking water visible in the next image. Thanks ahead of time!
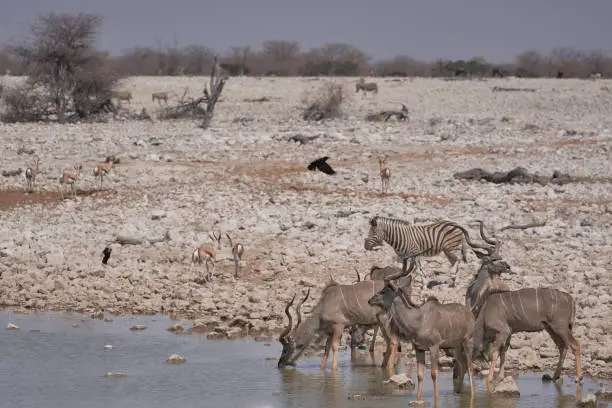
[278,279,399,372]
[465,221,583,392]
[368,258,475,401]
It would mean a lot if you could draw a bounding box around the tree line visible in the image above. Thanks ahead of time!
[0,15,610,79]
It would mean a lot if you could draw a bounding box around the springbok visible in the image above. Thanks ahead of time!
[378,154,391,194]
[191,232,222,282]
[225,233,244,278]
[465,221,583,392]
[25,157,39,192]
[368,258,475,402]
[93,156,115,190]
[111,91,132,104]
[59,165,83,199]
[277,279,399,372]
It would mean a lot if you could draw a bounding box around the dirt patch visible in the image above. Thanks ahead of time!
[0,188,116,210]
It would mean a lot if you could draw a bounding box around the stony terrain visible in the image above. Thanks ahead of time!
[0,76,611,378]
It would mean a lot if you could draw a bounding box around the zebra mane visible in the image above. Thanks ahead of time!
[373,216,412,226]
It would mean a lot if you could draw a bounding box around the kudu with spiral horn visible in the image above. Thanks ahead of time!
[368,257,476,401]
[465,221,583,392]
[278,279,399,372]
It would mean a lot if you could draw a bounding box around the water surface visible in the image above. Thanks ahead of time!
[1,311,606,408]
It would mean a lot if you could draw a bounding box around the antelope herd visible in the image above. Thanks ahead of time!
[278,215,584,402]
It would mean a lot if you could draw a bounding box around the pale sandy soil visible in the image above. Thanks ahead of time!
[0,75,611,378]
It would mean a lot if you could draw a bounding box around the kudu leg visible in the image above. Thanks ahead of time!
[430,345,440,401]
[463,339,475,396]
[330,324,343,371]
[444,249,459,287]
[415,348,426,400]
[321,335,332,370]
[497,336,512,379]
[369,326,378,353]
[546,327,569,381]
[568,334,583,382]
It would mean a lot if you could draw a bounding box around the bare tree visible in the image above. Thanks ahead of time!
[4,12,120,122]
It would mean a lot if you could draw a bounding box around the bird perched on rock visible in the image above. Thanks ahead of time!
[102,247,112,265]
[307,156,336,175]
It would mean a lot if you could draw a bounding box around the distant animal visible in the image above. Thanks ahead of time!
[356,78,378,94]
[25,157,40,192]
[307,156,336,175]
[492,67,505,78]
[59,164,83,199]
[364,216,492,287]
[111,91,132,104]
[102,247,112,265]
[225,233,244,278]
[93,156,115,190]
[152,92,168,104]
[191,232,222,282]
[378,154,391,194]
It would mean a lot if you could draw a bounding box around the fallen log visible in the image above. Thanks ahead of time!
[365,102,409,122]
[115,230,171,246]
[453,166,572,185]
[500,220,547,231]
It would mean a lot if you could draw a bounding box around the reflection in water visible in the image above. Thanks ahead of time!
[1,311,604,408]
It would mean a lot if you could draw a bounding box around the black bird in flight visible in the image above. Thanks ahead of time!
[307,156,336,175]
[102,247,112,265]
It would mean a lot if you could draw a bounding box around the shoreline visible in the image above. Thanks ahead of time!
[1,76,610,381]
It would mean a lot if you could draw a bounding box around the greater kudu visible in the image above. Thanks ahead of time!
[350,266,406,353]
[277,279,398,372]
[368,258,475,401]
[465,221,583,392]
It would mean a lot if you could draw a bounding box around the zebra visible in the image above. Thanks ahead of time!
[363,216,491,287]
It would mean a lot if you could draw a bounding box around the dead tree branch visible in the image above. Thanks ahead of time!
[453,167,572,185]
[157,55,227,128]
[115,230,171,246]
[365,102,409,122]
[500,220,547,231]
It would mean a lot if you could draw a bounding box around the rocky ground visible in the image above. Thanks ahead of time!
[0,76,610,378]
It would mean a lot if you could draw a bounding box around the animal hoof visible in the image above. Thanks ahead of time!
[541,374,553,382]
[576,375,583,383]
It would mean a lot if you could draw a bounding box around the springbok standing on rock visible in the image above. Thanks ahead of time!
[59,164,83,199]
[25,157,39,193]
[277,280,399,373]
[378,154,391,194]
[191,232,222,282]
[368,258,475,402]
[225,233,244,278]
[465,221,583,392]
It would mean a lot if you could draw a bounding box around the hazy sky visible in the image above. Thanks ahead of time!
[1,0,611,63]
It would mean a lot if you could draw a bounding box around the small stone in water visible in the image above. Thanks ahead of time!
[104,372,127,378]
[7,323,20,330]
[166,323,185,332]
[129,325,147,331]
[104,345,114,350]
[167,354,186,364]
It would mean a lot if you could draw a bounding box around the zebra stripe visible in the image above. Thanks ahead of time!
[364,216,468,261]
